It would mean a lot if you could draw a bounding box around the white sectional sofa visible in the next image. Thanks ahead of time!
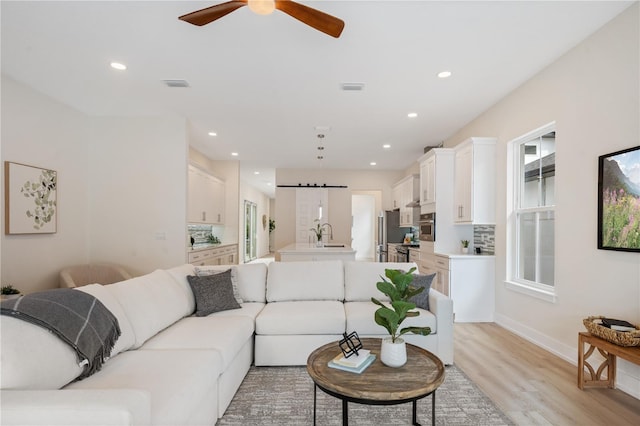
[1,260,453,426]
[255,261,453,366]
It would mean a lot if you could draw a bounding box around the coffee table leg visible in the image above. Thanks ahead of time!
[342,400,348,425]
[432,391,436,425]
[313,384,317,426]
[412,400,421,425]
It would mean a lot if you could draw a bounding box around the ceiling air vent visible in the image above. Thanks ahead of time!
[341,82,365,91]
[162,79,190,88]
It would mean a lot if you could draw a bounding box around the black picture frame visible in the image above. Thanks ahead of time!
[598,145,640,252]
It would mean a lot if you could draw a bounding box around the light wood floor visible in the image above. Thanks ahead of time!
[453,323,640,425]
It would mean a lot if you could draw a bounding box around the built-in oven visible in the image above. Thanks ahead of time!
[419,213,435,242]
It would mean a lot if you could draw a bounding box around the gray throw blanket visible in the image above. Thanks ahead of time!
[1,288,120,381]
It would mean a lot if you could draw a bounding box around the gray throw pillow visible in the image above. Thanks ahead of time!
[411,273,436,311]
[187,270,241,317]
[195,266,243,304]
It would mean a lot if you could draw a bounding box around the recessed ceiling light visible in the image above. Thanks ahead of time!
[231,152,239,157]
[208,132,217,137]
[383,144,391,149]
[110,62,127,71]
[370,162,377,166]
[408,112,418,118]
[254,171,260,175]
[437,71,452,78]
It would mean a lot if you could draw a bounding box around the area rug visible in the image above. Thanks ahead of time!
[217,365,513,425]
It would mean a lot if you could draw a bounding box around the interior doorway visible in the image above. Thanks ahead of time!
[351,193,376,261]
[244,200,257,263]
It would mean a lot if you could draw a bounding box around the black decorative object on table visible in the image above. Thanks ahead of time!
[339,331,363,358]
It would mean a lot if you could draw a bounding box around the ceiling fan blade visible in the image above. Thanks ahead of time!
[275,0,344,38]
[179,1,248,26]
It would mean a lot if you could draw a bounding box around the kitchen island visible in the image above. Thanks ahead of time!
[278,243,356,262]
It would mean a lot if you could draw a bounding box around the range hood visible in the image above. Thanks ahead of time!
[406,199,420,208]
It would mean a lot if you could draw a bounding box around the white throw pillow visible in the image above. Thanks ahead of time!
[0,316,83,389]
[75,284,136,356]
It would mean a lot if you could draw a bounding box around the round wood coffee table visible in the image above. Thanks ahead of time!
[306,338,445,425]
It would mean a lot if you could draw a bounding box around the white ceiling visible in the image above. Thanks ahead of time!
[1,1,633,197]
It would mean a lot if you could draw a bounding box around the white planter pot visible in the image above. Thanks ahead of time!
[461,246,469,254]
[380,337,407,368]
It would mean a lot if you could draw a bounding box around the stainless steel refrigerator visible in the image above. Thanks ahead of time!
[376,210,410,262]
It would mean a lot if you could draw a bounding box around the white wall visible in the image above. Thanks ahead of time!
[274,168,403,256]
[88,117,189,276]
[1,75,90,292]
[443,4,639,397]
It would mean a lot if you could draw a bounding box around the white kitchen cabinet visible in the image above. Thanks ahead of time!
[439,254,495,322]
[387,243,400,262]
[188,165,225,224]
[188,244,238,266]
[391,184,402,210]
[418,253,449,297]
[419,153,436,206]
[453,138,496,224]
[393,175,419,226]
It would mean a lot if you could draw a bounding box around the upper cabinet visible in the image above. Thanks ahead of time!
[188,165,225,224]
[453,137,496,224]
[418,150,437,207]
[393,174,419,226]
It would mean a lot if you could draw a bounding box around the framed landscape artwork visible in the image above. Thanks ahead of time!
[4,161,57,234]
[598,146,640,251]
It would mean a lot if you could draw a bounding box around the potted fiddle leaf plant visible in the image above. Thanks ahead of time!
[371,268,431,367]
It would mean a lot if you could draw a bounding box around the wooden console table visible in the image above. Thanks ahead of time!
[578,332,640,389]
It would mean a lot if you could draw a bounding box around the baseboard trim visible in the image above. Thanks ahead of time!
[494,313,640,400]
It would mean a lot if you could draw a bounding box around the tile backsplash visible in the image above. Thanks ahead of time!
[473,225,495,255]
[188,224,215,245]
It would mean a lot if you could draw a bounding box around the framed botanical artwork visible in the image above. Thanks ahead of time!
[597,146,640,251]
[4,161,57,234]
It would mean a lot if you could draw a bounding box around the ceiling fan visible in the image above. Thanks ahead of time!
[179,0,345,38]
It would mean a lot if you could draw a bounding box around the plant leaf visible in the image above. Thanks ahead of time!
[399,326,431,337]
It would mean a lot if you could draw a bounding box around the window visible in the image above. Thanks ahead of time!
[507,123,556,301]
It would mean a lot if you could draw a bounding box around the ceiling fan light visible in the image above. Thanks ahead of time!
[248,0,276,15]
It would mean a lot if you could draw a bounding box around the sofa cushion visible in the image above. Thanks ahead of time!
[106,269,191,348]
[65,349,221,426]
[195,266,242,303]
[208,302,265,321]
[344,301,436,335]
[165,263,196,314]
[344,261,418,302]
[0,316,83,389]
[411,273,435,311]
[236,263,267,303]
[266,261,344,302]
[141,316,254,371]
[75,284,136,356]
[256,301,345,335]
[187,271,241,316]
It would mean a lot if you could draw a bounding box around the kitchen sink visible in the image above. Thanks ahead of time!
[323,244,345,247]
